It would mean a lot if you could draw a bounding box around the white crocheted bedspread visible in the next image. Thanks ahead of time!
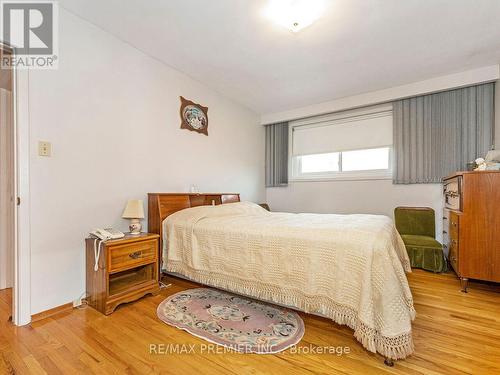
[163,202,415,359]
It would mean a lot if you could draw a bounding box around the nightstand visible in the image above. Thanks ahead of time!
[85,233,160,315]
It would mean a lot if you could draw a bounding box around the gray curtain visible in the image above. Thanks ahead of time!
[393,83,495,184]
[265,122,289,187]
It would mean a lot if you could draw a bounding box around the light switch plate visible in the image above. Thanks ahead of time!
[38,141,51,157]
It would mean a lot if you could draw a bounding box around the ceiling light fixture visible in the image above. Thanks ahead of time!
[264,0,325,33]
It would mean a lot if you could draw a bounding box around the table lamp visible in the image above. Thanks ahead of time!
[122,200,144,235]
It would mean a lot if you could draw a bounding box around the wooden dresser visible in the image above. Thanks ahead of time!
[443,171,500,292]
[85,233,160,314]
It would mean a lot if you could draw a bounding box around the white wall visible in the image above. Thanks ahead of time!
[28,10,264,314]
[261,65,499,125]
[267,181,444,241]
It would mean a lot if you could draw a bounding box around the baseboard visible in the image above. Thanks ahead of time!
[31,302,74,323]
[0,282,13,290]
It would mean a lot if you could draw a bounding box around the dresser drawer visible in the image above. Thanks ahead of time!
[444,176,462,211]
[443,209,460,273]
[107,239,157,273]
[448,237,459,272]
[449,211,459,239]
[447,211,460,273]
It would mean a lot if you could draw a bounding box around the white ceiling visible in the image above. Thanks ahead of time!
[59,0,500,114]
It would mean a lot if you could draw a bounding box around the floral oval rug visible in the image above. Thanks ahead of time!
[157,288,305,354]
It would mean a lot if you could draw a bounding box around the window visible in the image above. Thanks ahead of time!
[300,152,339,173]
[291,106,393,180]
[342,147,390,171]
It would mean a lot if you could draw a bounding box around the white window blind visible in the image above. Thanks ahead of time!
[292,111,393,156]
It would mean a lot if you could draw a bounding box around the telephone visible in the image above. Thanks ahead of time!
[89,228,124,272]
[90,228,124,241]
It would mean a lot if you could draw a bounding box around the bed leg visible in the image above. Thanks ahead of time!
[384,358,394,367]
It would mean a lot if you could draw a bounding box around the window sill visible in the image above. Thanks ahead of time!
[290,172,393,182]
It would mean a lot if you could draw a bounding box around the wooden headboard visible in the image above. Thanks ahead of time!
[147,193,240,252]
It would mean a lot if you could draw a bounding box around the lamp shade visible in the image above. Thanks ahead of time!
[122,200,144,219]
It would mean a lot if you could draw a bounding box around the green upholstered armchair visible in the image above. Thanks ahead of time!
[394,207,447,273]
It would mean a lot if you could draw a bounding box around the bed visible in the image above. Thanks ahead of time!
[148,193,415,361]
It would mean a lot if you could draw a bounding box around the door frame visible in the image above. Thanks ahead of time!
[14,66,31,326]
[1,43,31,325]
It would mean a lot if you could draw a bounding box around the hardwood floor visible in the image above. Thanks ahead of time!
[0,270,499,374]
[0,287,12,322]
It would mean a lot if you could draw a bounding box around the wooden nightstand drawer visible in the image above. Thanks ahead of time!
[107,239,157,273]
